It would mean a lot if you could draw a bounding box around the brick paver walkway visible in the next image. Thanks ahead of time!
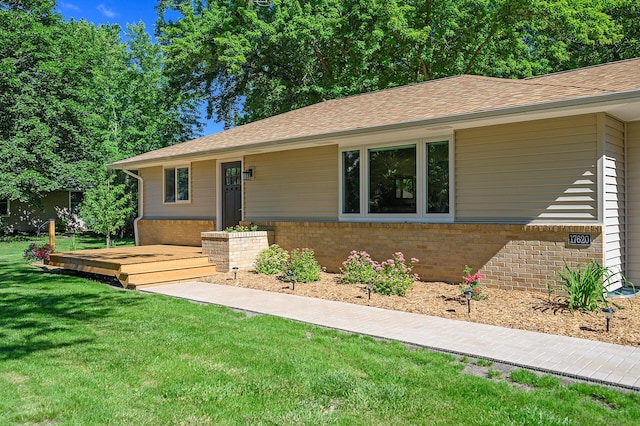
[141,282,640,391]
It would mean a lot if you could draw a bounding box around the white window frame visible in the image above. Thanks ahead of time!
[338,136,454,222]
[0,198,9,217]
[163,164,192,204]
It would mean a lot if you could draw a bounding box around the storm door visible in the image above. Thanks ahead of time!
[222,162,243,230]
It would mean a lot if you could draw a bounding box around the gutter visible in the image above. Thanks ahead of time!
[109,89,640,170]
[122,169,143,246]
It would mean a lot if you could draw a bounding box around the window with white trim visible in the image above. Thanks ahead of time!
[340,138,452,220]
[0,198,8,216]
[164,166,190,203]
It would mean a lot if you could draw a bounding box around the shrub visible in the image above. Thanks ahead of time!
[554,261,613,312]
[23,243,54,263]
[254,244,289,275]
[371,252,419,296]
[282,248,321,283]
[225,224,259,232]
[340,250,377,284]
[462,265,484,300]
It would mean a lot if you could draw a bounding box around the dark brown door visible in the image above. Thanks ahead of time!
[222,162,242,229]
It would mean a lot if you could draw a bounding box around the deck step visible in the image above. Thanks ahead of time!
[48,257,120,277]
[121,265,218,289]
[119,257,211,274]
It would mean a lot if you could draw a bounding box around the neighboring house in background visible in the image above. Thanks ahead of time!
[0,190,83,233]
[110,58,640,291]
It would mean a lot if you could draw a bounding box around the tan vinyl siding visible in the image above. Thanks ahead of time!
[627,121,640,285]
[602,114,625,286]
[244,145,338,220]
[455,114,598,222]
[141,159,216,219]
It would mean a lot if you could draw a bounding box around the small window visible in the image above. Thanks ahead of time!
[70,191,83,213]
[164,166,190,203]
[426,141,449,214]
[0,198,8,216]
[342,150,360,214]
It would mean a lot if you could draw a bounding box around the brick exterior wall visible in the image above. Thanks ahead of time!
[201,231,275,272]
[248,221,603,292]
[138,219,216,246]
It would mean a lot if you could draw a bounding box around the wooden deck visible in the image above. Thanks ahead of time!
[48,245,217,289]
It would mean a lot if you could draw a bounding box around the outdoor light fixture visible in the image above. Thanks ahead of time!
[464,290,473,314]
[290,272,297,291]
[232,266,239,280]
[242,167,254,181]
[603,307,615,332]
[366,281,372,301]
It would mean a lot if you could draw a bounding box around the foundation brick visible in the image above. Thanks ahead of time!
[249,221,603,292]
[138,219,216,246]
[201,231,275,272]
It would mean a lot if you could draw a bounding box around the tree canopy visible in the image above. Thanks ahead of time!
[157,0,640,127]
[0,0,202,204]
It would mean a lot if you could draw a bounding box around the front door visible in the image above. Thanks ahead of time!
[222,162,242,230]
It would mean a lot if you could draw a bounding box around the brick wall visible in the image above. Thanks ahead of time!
[138,219,216,246]
[249,221,603,292]
[201,231,274,272]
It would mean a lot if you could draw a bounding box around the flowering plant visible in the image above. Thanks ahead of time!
[282,248,322,283]
[341,251,419,296]
[462,265,484,300]
[225,224,259,232]
[255,244,289,275]
[340,250,378,284]
[24,243,54,263]
[373,252,420,296]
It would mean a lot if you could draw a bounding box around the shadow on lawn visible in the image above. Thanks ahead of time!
[0,258,142,360]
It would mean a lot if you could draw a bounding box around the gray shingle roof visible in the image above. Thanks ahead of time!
[111,58,640,168]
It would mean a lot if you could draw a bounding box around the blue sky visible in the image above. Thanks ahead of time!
[55,0,224,137]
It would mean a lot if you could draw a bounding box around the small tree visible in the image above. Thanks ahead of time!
[80,172,133,248]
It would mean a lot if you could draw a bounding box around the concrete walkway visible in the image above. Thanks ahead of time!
[141,281,640,391]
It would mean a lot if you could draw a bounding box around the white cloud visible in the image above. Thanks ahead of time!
[97,3,118,18]
[59,2,80,11]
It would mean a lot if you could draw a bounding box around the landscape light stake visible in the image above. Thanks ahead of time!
[603,307,615,332]
[232,266,239,280]
[290,272,296,291]
[366,281,372,301]
[464,290,473,315]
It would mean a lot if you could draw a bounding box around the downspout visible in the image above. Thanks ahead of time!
[123,169,143,246]
[624,122,629,282]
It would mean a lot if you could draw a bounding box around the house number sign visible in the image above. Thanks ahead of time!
[568,233,591,246]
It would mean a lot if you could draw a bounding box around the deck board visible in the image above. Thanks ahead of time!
[48,245,216,288]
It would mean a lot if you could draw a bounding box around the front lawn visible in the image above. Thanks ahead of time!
[1,238,639,425]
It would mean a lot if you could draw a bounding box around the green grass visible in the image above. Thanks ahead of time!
[476,358,493,367]
[1,238,639,425]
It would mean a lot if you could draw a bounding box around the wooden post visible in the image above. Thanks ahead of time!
[49,219,55,250]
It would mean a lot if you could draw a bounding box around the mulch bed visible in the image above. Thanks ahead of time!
[209,271,640,347]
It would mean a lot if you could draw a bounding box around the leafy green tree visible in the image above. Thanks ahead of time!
[79,171,134,248]
[157,0,625,127]
[1,1,201,229]
[0,2,99,203]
